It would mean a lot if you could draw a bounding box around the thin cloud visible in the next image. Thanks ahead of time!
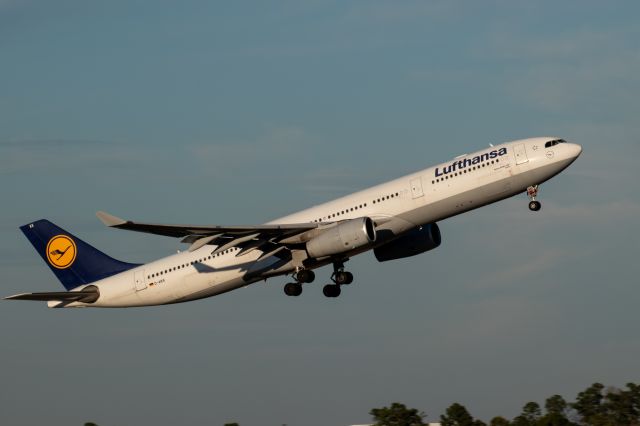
[189,126,310,170]
[0,139,137,175]
[489,28,640,112]
[0,138,109,147]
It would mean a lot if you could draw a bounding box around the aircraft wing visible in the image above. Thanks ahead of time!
[5,290,99,302]
[96,211,322,253]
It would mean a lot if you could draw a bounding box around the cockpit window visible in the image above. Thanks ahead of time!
[544,139,567,148]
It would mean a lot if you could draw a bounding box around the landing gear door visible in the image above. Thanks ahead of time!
[410,177,424,199]
[134,270,147,291]
[514,144,529,165]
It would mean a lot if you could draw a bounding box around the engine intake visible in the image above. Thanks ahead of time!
[306,217,376,258]
[374,223,441,262]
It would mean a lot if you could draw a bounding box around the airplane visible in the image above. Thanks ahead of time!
[5,136,582,308]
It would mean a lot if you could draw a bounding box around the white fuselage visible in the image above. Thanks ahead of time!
[55,137,581,308]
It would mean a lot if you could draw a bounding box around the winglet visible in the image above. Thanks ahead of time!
[96,211,127,227]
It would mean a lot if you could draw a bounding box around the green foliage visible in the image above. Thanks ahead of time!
[533,394,575,426]
[536,412,575,426]
[367,382,639,426]
[572,383,606,421]
[440,402,486,426]
[512,401,542,426]
[370,402,426,426]
[571,382,640,426]
[545,395,568,416]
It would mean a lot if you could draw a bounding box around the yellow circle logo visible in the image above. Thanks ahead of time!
[46,235,77,269]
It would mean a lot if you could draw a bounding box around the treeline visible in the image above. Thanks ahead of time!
[370,382,640,426]
[82,382,639,426]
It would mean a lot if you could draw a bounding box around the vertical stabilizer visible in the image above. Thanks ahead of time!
[20,219,139,290]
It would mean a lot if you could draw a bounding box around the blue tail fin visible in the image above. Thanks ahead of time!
[20,219,140,290]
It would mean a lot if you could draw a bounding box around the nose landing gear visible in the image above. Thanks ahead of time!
[527,185,542,211]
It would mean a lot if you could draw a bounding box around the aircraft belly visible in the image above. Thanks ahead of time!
[174,275,247,302]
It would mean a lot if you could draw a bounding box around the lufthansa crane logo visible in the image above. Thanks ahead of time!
[46,235,77,269]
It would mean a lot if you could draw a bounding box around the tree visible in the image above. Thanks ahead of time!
[440,403,486,426]
[545,395,568,416]
[223,423,240,426]
[489,416,510,426]
[534,394,575,426]
[511,402,541,426]
[370,402,426,426]
[572,382,605,422]
[569,382,640,425]
[536,412,575,426]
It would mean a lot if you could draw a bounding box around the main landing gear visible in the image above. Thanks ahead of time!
[322,261,353,298]
[283,268,316,297]
[527,185,542,211]
[283,260,354,298]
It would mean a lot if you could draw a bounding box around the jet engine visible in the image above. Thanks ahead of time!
[373,223,441,262]
[306,217,376,258]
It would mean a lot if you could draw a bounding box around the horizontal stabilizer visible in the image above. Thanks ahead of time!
[5,288,99,303]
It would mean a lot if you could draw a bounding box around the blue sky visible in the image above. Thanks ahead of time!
[1,1,639,425]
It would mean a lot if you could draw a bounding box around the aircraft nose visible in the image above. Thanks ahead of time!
[569,143,583,158]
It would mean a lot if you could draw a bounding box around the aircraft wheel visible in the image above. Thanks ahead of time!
[334,271,353,285]
[296,269,315,283]
[323,284,341,298]
[284,283,302,296]
[528,200,541,211]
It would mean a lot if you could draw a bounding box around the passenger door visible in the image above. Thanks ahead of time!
[514,144,529,165]
[410,177,424,199]
[134,270,147,291]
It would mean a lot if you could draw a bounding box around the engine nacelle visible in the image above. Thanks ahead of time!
[306,217,376,258]
[373,223,441,262]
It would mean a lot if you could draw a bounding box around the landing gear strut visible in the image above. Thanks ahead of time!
[527,185,542,211]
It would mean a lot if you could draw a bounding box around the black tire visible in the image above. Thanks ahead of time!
[343,271,354,284]
[529,201,541,211]
[297,269,315,283]
[284,283,302,296]
[334,271,349,285]
[322,284,341,298]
